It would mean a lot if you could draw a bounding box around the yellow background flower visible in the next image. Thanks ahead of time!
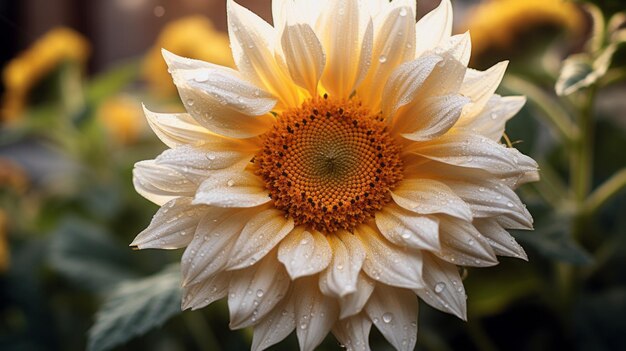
[463,0,584,61]
[1,27,90,122]
[97,95,146,145]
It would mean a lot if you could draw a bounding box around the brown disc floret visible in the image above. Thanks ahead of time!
[254,96,404,233]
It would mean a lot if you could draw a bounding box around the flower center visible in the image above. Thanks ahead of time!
[255,97,403,233]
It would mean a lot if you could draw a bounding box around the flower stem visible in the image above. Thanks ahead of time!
[501,75,579,144]
[583,167,626,215]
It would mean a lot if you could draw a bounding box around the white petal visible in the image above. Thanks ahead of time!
[133,160,196,205]
[281,23,325,94]
[385,52,466,125]
[332,314,372,351]
[390,178,473,220]
[437,217,498,267]
[415,252,467,320]
[143,107,211,148]
[404,157,537,193]
[227,0,300,107]
[226,208,295,269]
[278,227,332,279]
[181,272,230,310]
[411,133,539,178]
[134,144,253,205]
[193,169,270,208]
[339,273,376,319]
[294,277,339,351]
[434,32,472,66]
[359,5,416,110]
[399,94,471,141]
[228,253,290,329]
[474,218,528,260]
[444,179,534,229]
[375,203,440,251]
[154,144,253,184]
[130,197,204,249]
[318,0,372,98]
[181,207,254,286]
[251,293,296,351]
[358,225,424,289]
[162,50,276,138]
[460,61,509,118]
[414,0,453,57]
[319,231,366,297]
[382,54,442,121]
[365,284,418,351]
[456,95,526,141]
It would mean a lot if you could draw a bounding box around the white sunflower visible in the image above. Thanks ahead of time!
[131,0,539,350]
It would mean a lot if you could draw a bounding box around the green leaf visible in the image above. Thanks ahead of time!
[514,216,593,265]
[555,54,594,96]
[85,60,139,104]
[49,217,136,292]
[555,46,617,96]
[88,264,182,351]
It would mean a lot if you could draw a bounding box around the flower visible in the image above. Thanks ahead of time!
[132,1,539,350]
[97,95,146,145]
[143,16,235,97]
[1,27,89,122]
[462,0,584,65]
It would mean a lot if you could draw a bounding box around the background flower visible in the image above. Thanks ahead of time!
[1,27,90,122]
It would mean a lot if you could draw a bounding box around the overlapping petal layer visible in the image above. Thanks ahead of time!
[132,1,538,350]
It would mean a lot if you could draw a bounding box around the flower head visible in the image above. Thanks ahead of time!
[132,1,539,350]
[97,95,146,145]
[1,27,89,121]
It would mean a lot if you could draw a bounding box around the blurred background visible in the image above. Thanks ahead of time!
[1,0,625,350]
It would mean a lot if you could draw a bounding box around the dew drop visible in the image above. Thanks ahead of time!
[227,179,235,187]
[507,202,514,208]
[399,8,408,16]
[434,282,446,293]
[382,312,393,323]
[256,289,264,298]
[194,72,209,82]
[478,187,485,192]
[186,99,195,107]
[378,55,388,63]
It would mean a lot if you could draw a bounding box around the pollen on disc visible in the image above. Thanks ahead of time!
[255,97,404,233]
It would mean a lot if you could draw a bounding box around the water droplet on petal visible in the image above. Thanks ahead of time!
[186,99,195,107]
[382,312,393,323]
[378,55,388,63]
[194,72,209,82]
[435,282,446,293]
[227,179,235,187]
[399,8,408,16]
[256,289,264,297]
